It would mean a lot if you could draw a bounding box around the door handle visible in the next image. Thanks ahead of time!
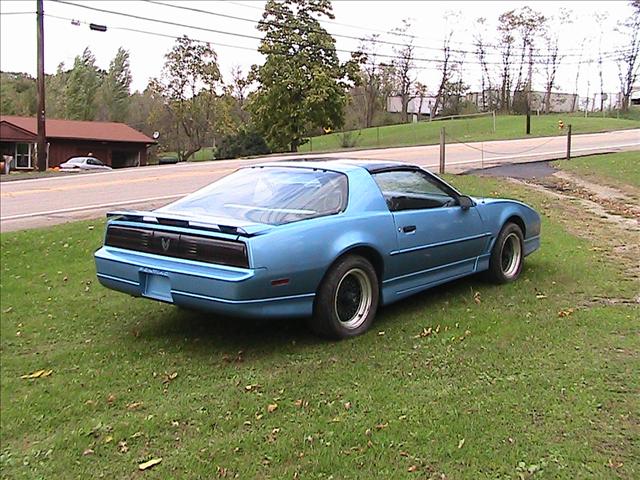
[402,225,416,233]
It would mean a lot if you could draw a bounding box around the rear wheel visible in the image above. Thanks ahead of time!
[309,255,379,339]
[486,223,524,284]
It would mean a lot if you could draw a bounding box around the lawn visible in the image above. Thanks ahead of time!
[298,114,640,153]
[552,151,640,189]
[1,176,638,479]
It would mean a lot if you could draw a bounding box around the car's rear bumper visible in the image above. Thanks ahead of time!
[94,247,314,319]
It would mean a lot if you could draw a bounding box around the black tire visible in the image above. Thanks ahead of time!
[309,255,379,339]
[486,223,524,284]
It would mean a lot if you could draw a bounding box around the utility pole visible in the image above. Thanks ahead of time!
[439,127,445,174]
[526,43,532,135]
[36,0,47,171]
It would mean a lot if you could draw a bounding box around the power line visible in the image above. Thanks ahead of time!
[144,0,619,60]
[0,11,36,15]
[45,13,260,53]
[51,0,627,67]
[42,14,480,74]
[224,0,628,54]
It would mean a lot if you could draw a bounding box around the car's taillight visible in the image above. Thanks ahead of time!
[105,225,249,268]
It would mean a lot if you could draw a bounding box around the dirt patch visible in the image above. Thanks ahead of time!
[506,176,640,296]
[532,171,640,221]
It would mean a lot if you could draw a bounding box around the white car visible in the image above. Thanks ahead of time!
[59,157,112,171]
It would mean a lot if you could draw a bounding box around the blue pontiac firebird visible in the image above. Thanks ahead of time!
[95,159,541,338]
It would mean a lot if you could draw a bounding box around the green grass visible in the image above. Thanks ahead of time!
[552,151,640,189]
[1,177,638,479]
[299,114,640,153]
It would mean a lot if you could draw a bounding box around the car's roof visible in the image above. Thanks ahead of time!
[252,158,419,174]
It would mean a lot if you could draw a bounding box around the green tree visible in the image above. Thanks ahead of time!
[45,63,70,119]
[97,48,132,122]
[65,47,101,120]
[151,36,229,161]
[248,0,360,152]
[0,72,36,116]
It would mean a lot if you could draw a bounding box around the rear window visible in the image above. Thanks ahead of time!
[160,167,348,225]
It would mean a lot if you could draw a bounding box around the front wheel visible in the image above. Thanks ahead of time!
[486,223,524,284]
[309,255,379,339]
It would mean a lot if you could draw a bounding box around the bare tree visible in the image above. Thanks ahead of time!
[392,19,416,123]
[497,11,516,111]
[542,10,570,113]
[474,17,493,112]
[573,36,588,101]
[432,31,453,119]
[499,7,546,113]
[358,34,383,128]
[615,6,640,111]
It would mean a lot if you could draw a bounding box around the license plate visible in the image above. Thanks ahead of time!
[141,270,173,302]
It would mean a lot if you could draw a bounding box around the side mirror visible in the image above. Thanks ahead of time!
[458,195,475,210]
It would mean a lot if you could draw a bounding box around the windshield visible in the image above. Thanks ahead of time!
[67,158,86,164]
[159,167,348,225]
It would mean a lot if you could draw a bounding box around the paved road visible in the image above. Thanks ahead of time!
[1,129,638,232]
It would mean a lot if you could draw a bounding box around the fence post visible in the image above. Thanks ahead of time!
[492,110,496,133]
[376,126,380,146]
[439,127,446,174]
[309,137,313,152]
[566,124,572,161]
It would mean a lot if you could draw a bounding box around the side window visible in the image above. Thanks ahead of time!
[87,158,96,165]
[372,170,456,211]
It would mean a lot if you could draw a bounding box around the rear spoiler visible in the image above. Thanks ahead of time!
[105,210,272,236]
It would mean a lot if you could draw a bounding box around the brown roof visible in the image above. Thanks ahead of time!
[0,115,155,144]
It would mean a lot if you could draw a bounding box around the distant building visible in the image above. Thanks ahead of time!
[386,95,439,116]
[0,116,155,170]
[467,90,579,113]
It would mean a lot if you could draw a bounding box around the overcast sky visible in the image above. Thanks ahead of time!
[0,0,636,98]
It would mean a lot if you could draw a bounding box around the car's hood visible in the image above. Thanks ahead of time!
[106,209,274,236]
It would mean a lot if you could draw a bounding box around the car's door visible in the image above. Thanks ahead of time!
[372,169,489,290]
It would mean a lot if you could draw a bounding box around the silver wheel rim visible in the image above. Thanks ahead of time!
[334,268,373,330]
[501,232,522,279]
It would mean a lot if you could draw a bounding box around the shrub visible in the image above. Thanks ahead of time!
[216,130,271,160]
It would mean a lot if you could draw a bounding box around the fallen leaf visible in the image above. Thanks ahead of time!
[21,369,53,379]
[558,308,574,318]
[344,402,352,410]
[118,440,128,453]
[107,394,116,404]
[267,403,278,413]
[127,402,144,410]
[138,457,162,470]
[375,423,388,430]
[458,438,465,449]
[407,465,418,472]
[82,448,94,456]
[377,331,385,336]
[104,435,113,444]
[536,293,547,300]
[473,291,481,304]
